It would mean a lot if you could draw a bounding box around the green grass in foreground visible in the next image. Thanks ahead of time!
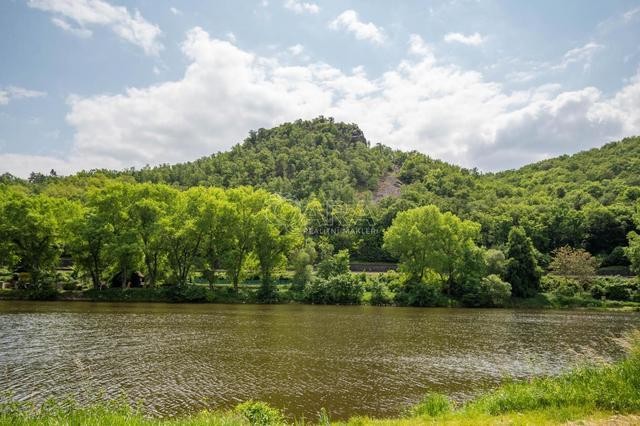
[2,331,640,425]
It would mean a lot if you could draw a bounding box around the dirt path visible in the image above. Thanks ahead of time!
[373,169,402,202]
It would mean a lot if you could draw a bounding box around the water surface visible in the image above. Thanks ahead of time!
[1,301,639,419]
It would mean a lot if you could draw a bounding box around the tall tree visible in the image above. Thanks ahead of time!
[383,205,483,294]
[253,194,306,301]
[129,184,176,287]
[222,187,270,291]
[504,226,542,297]
[162,188,205,286]
[0,191,67,287]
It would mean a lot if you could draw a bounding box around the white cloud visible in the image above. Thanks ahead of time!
[169,7,181,16]
[623,7,640,22]
[225,32,237,43]
[283,0,319,14]
[50,17,92,37]
[553,42,603,70]
[27,0,163,55]
[329,10,386,45]
[407,34,433,58]
[444,32,486,46]
[288,43,304,55]
[3,27,640,177]
[0,86,46,105]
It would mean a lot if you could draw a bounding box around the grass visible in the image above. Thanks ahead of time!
[2,331,640,425]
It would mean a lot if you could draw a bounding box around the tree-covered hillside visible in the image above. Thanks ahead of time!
[127,117,400,203]
[3,118,640,265]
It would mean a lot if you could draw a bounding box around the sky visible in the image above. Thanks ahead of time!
[1,0,640,177]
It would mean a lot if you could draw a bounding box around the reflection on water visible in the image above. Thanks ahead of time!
[1,301,639,419]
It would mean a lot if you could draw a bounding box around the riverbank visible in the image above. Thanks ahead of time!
[1,285,639,311]
[2,331,640,425]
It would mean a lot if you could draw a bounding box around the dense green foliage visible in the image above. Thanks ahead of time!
[128,117,397,203]
[2,118,640,305]
[504,227,542,297]
[0,182,306,302]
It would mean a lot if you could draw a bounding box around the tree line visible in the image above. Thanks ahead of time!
[0,181,305,300]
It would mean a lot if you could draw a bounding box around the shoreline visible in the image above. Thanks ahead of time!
[1,287,639,311]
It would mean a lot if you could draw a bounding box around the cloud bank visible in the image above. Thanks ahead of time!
[27,0,163,55]
[2,28,639,177]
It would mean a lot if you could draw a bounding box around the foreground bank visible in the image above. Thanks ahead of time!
[2,282,640,310]
[3,331,640,425]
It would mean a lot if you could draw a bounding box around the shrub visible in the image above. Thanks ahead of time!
[61,281,81,291]
[541,275,583,297]
[602,246,630,267]
[163,285,210,303]
[316,249,350,279]
[303,274,363,304]
[461,275,512,307]
[409,393,452,417]
[590,276,639,301]
[367,278,391,306]
[234,401,284,426]
[394,279,446,307]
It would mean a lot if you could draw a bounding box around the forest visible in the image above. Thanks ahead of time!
[1,117,640,307]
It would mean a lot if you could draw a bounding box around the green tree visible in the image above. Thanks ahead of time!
[67,203,112,289]
[383,205,483,296]
[162,188,206,286]
[222,187,269,291]
[196,187,231,288]
[129,183,176,287]
[625,232,640,275]
[0,191,67,287]
[549,246,598,284]
[504,226,542,298]
[254,194,306,301]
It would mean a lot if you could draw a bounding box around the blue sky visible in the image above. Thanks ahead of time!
[1,0,640,177]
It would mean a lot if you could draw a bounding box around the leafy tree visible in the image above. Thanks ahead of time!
[317,249,350,279]
[291,245,316,291]
[383,205,482,296]
[484,248,507,277]
[196,187,232,288]
[0,191,67,287]
[548,246,598,284]
[253,194,306,301]
[222,187,269,291]
[162,188,206,285]
[67,203,112,289]
[504,227,542,297]
[129,184,176,287]
[461,274,511,307]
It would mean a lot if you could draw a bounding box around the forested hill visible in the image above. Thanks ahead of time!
[493,137,640,194]
[5,117,640,261]
[127,117,402,202]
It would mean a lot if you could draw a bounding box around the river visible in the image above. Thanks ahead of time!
[1,301,639,419]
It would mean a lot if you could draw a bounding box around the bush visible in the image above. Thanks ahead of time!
[602,246,630,267]
[409,393,452,417]
[317,249,350,279]
[394,280,446,307]
[367,278,391,306]
[303,274,363,304]
[541,275,583,297]
[163,285,211,303]
[234,401,284,426]
[590,276,639,301]
[61,281,81,291]
[461,275,512,307]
